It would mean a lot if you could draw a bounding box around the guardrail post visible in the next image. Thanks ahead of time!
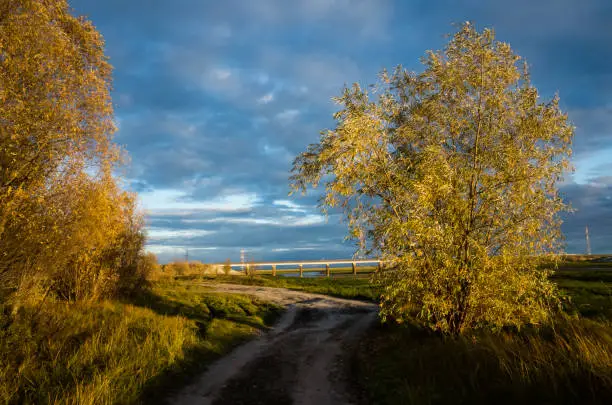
[352,262,357,277]
[272,264,276,277]
[326,263,330,278]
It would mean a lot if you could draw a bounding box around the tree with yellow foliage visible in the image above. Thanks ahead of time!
[291,23,574,335]
[0,0,147,300]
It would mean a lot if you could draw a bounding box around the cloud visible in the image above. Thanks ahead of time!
[257,48,364,109]
[143,204,350,263]
[257,93,274,104]
[569,107,612,154]
[140,189,260,215]
[147,228,215,241]
[565,107,612,184]
[275,109,300,124]
[212,68,232,81]
[68,0,612,261]
[211,24,232,41]
[239,0,393,40]
[273,200,307,213]
[186,214,324,227]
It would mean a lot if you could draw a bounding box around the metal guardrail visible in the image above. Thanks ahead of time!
[212,259,384,278]
[206,254,612,278]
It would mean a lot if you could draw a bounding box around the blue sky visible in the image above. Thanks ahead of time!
[69,0,612,263]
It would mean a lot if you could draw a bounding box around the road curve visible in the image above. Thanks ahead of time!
[169,283,378,405]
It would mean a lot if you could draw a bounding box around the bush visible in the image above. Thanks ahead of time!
[165,261,190,277]
[188,261,214,275]
[223,259,232,276]
[162,261,218,279]
[149,267,175,282]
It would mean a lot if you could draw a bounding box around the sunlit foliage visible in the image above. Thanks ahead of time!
[0,0,147,301]
[291,23,574,334]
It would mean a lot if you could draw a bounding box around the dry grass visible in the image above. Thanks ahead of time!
[354,263,612,405]
[0,282,282,405]
[356,317,612,404]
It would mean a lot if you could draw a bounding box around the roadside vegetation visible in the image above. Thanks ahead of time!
[354,263,612,404]
[0,279,282,404]
[355,315,612,405]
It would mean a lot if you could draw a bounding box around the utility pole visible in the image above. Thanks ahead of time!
[185,248,189,263]
[240,248,245,271]
[585,226,592,256]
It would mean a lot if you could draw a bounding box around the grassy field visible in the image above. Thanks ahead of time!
[195,263,612,310]
[354,317,612,405]
[193,274,382,302]
[351,263,612,405]
[553,269,612,319]
[0,282,282,405]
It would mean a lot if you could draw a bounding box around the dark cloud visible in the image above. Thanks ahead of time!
[68,0,612,261]
[569,108,612,157]
[560,179,612,254]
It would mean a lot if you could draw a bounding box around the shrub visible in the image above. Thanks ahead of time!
[223,259,232,276]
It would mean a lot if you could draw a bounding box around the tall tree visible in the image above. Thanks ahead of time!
[0,0,117,215]
[291,23,574,335]
[0,0,145,300]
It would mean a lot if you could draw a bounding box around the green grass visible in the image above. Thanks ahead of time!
[0,282,282,405]
[553,269,612,320]
[558,254,612,263]
[557,261,612,268]
[195,265,612,309]
[354,318,612,405]
[196,274,382,302]
[352,264,612,405]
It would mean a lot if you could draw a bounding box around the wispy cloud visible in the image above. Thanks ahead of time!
[275,109,300,124]
[257,92,274,104]
[140,189,260,214]
[212,68,232,81]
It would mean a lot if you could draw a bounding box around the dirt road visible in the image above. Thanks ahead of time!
[169,283,378,405]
